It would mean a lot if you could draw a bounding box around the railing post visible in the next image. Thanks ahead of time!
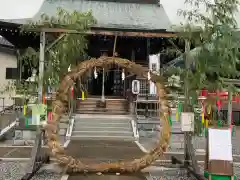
[101,68,105,102]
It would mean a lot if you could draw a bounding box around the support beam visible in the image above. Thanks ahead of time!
[145,38,150,118]
[28,28,176,38]
[183,39,199,174]
[38,31,45,103]
[46,34,66,52]
[167,39,183,55]
[27,31,46,173]
[112,34,118,56]
[228,91,233,126]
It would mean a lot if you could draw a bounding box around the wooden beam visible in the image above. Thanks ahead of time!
[36,28,176,38]
[112,34,118,55]
[46,34,66,52]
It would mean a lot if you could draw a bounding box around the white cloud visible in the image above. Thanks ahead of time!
[0,0,44,19]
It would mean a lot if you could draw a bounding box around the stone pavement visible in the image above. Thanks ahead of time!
[1,161,239,180]
[0,161,61,180]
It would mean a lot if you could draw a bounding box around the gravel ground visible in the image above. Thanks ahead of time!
[0,161,239,180]
[148,164,240,180]
[0,161,61,180]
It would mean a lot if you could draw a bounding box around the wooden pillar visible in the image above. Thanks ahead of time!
[131,49,135,62]
[145,38,150,117]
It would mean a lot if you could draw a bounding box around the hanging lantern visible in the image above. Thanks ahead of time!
[94,67,98,79]
[147,71,151,81]
[121,69,125,81]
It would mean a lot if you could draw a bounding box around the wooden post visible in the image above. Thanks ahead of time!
[184,39,199,173]
[228,91,232,126]
[131,49,135,62]
[145,38,150,117]
[113,34,118,56]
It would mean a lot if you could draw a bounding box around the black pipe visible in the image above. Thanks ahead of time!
[20,155,50,180]
[171,156,207,180]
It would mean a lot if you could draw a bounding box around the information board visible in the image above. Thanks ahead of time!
[208,128,233,161]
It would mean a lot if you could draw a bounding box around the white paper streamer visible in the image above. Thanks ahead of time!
[122,69,125,81]
[94,67,98,79]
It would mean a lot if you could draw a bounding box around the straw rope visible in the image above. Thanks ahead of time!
[44,57,171,173]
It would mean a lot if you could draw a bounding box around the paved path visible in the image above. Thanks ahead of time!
[66,140,146,180]
[66,140,143,161]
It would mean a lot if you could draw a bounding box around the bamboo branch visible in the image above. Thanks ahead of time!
[167,39,183,55]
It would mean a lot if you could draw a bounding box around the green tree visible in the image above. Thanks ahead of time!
[164,0,240,171]
[17,8,96,93]
[168,0,240,101]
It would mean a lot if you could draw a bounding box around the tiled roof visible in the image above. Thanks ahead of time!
[0,0,171,30]
[0,36,14,47]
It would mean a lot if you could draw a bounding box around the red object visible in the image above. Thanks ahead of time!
[71,87,74,98]
[216,100,222,111]
[48,112,52,121]
[200,89,238,102]
[43,96,47,104]
[201,89,208,96]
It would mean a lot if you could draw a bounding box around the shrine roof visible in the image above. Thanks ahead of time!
[0,0,171,31]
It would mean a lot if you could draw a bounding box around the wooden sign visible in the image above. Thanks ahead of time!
[207,128,234,176]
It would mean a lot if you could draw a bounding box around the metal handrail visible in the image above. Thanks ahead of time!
[65,87,75,140]
[0,98,18,138]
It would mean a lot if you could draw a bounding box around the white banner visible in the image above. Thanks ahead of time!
[149,53,160,95]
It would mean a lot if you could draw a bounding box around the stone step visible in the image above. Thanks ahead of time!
[73,126,131,131]
[77,103,127,108]
[70,135,135,141]
[76,110,129,115]
[74,117,131,123]
[72,130,133,137]
[74,122,131,128]
[76,108,128,112]
[75,114,133,119]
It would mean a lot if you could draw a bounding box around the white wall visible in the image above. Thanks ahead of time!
[0,50,17,110]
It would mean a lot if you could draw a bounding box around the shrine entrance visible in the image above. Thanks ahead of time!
[90,67,123,96]
[45,56,171,173]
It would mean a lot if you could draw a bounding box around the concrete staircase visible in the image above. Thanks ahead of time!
[71,114,135,141]
[76,98,129,115]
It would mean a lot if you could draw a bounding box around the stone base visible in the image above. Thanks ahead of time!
[13,139,35,145]
[96,100,106,108]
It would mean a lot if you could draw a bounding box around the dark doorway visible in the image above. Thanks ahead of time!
[90,69,115,96]
[91,70,103,95]
[105,69,114,95]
